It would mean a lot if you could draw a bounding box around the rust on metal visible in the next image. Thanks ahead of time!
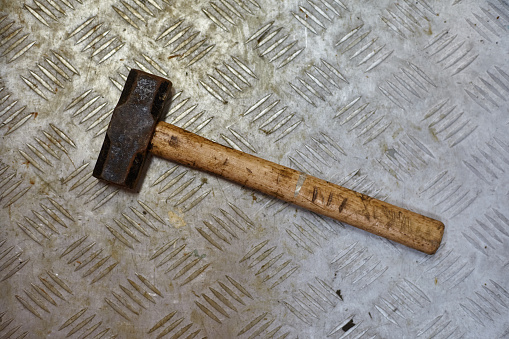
[92,69,173,191]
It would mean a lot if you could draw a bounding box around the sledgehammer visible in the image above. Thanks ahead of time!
[93,69,444,254]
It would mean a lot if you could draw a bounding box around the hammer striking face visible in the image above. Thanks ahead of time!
[93,70,173,191]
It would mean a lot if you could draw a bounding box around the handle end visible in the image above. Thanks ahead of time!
[423,219,445,255]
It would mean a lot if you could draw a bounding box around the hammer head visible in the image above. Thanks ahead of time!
[93,69,172,191]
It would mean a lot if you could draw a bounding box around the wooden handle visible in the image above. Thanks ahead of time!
[151,122,444,254]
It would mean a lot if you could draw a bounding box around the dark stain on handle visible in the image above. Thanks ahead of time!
[338,198,348,213]
[312,187,318,203]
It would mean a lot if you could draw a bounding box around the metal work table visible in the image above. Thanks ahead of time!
[0,0,508,337]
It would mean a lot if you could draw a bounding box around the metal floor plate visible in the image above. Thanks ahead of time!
[1,0,508,338]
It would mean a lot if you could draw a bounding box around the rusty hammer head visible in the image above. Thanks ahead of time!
[93,69,172,191]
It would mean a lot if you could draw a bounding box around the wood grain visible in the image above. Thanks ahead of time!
[150,122,444,254]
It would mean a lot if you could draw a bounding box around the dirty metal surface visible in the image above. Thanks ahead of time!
[0,0,508,338]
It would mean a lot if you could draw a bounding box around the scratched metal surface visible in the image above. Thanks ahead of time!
[0,0,508,338]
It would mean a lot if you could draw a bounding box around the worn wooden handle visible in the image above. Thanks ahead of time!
[151,122,445,254]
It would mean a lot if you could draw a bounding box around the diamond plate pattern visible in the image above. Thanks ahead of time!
[1,0,509,338]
